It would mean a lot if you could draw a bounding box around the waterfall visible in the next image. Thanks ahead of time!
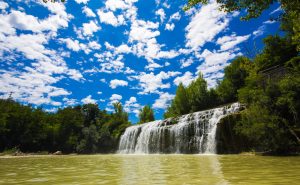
[119,103,241,154]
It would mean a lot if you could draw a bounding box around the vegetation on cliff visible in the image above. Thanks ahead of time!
[165,0,300,153]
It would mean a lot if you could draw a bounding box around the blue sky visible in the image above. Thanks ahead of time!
[0,0,282,123]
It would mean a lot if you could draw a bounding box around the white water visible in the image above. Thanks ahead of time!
[119,103,241,154]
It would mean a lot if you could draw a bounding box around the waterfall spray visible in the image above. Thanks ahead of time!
[119,103,241,154]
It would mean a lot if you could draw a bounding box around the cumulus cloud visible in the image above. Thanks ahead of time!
[82,6,96,17]
[0,1,8,10]
[109,94,122,103]
[153,92,174,109]
[124,96,141,116]
[81,95,97,104]
[185,1,230,50]
[174,71,195,87]
[196,49,239,88]
[109,79,128,89]
[165,12,181,31]
[180,58,194,68]
[217,34,250,51]
[0,3,84,106]
[97,10,125,26]
[59,38,101,54]
[82,20,100,36]
[132,71,181,94]
[155,8,166,22]
[105,0,129,11]
[165,23,175,31]
[75,0,90,4]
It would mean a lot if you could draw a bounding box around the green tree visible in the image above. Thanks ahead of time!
[187,73,209,112]
[254,35,298,71]
[138,105,155,124]
[184,0,299,20]
[217,56,253,103]
[173,83,191,115]
[56,107,83,153]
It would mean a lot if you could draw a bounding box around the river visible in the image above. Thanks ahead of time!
[0,154,300,184]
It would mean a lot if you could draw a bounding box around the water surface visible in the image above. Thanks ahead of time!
[0,155,299,185]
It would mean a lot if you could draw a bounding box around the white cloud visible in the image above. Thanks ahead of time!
[59,38,80,51]
[153,92,174,109]
[0,5,83,106]
[270,6,282,15]
[217,34,250,51]
[124,96,141,116]
[174,71,195,87]
[133,71,181,94]
[100,78,107,83]
[129,20,160,42]
[82,6,96,17]
[180,58,194,68]
[109,94,123,104]
[82,20,100,36]
[2,10,70,34]
[253,25,266,38]
[129,20,179,63]
[88,41,101,50]
[0,69,71,105]
[155,8,166,22]
[81,95,97,104]
[63,98,78,106]
[105,0,129,11]
[165,23,175,31]
[264,20,276,24]
[169,12,181,22]
[0,2,8,10]
[165,12,181,31]
[97,10,125,26]
[75,0,90,4]
[59,38,101,54]
[109,79,128,89]
[196,49,238,88]
[185,1,230,50]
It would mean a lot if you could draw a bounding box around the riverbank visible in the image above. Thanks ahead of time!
[1,151,299,158]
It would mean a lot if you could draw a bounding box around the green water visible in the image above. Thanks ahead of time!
[0,155,300,185]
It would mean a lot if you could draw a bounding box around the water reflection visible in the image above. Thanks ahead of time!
[0,155,300,184]
[119,154,229,185]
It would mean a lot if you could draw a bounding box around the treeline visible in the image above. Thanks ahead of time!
[164,56,252,118]
[0,101,134,154]
[165,0,300,153]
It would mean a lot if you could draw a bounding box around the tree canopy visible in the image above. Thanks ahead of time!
[138,105,155,124]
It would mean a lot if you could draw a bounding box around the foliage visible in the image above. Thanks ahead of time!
[164,57,252,118]
[0,100,131,154]
[138,105,155,124]
[184,0,299,20]
[216,57,253,103]
[166,1,300,153]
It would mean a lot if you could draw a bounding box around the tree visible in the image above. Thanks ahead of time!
[56,107,83,153]
[184,0,299,20]
[138,105,155,124]
[217,56,253,103]
[173,83,191,115]
[254,35,298,71]
[187,73,209,112]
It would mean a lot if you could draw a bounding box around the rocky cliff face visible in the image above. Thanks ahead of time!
[216,113,251,154]
[118,103,243,154]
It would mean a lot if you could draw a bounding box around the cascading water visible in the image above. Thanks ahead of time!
[118,103,241,154]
